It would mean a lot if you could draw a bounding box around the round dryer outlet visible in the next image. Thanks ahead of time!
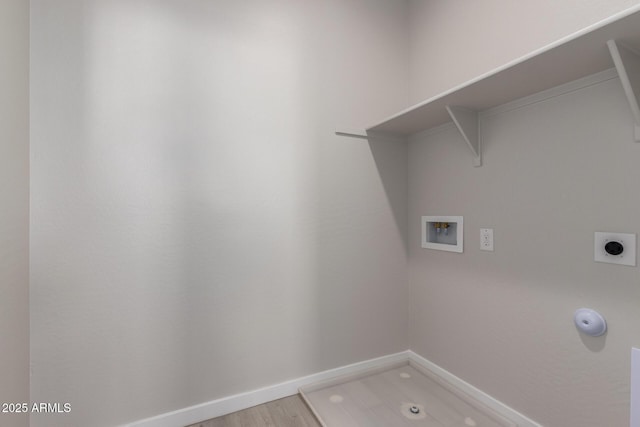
[594,232,636,266]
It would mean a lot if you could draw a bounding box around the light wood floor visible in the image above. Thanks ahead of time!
[186,395,321,427]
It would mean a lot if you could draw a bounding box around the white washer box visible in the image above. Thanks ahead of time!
[422,216,463,253]
[594,232,636,266]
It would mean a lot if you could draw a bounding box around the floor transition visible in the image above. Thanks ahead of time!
[186,362,520,426]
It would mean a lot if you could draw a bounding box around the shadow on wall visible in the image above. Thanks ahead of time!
[578,331,607,352]
[310,129,409,371]
[367,134,408,253]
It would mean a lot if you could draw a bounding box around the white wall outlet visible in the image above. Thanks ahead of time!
[594,232,636,266]
[480,228,494,251]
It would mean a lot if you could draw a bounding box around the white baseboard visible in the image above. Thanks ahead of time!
[408,350,542,427]
[120,351,410,427]
[122,349,541,427]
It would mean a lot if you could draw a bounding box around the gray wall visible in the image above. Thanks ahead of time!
[408,0,640,104]
[30,1,408,425]
[408,74,640,427]
[407,3,640,426]
[30,2,640,426]
[0,1,30,426]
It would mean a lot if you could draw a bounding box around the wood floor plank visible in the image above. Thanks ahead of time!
[278,394,323,427]
[220,411,243,427]
[252,404,277,426]
[188,416,227,427]
[186,395,320,427]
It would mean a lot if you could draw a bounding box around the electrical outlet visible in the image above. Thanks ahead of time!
[480,228,494,251]
[594,232,636,266]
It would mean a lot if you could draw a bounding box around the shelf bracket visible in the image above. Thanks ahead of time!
[446,106,481,167]
[607,39,640,141]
